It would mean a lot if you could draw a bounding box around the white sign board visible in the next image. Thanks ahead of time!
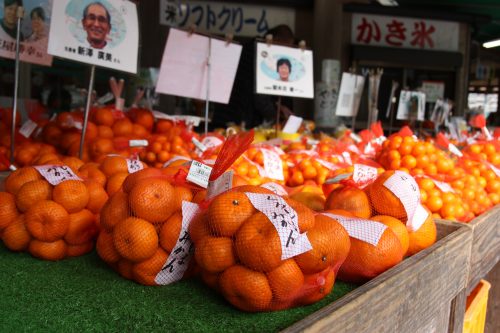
[156,28,242,104]
[160,1,295,37]
[352,13,459,51]
[255,42,314,99]
[396,90,426,121]
[0,0,53,66]
[335,72,365,117]
[421,81,444,103]
[48,0,139,73]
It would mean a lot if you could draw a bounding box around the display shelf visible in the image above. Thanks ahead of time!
[283,221,472,333]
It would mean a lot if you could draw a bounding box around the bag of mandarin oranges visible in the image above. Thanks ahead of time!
[1,157,106,260]
[185,134,353,312]
[323,164,437,283]
[95,131,252,286]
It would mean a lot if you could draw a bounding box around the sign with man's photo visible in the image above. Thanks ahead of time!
[0,0,53,66]
[255,42,314,99]
[48,0,138,73]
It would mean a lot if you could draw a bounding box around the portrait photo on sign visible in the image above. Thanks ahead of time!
[48,0,138,73]
[0,0,53,66]
[255,42,314,99]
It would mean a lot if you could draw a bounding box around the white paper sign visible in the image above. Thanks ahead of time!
[335,72,365,116]
[282,115,303,134]
[421,81,445,103]
[261,148,284,181]
[186,160,212,188]
[126,159,144,173]
[396,91,426,121]
[35,164,82,185]
[245,193,312,259]
[207,171,233,199]
[322,213,387,246]
[261,182,288,196]
[0,0,53,66]
[19,119,38,138]
[155,201,199,285]
[255,42,314,99]
[353,164,378,185]
[156,28,242,104]
[48,0,139,73]
[201,136,223,149]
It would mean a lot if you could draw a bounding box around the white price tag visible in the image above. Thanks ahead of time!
[192,137,207,155]
[282,115,303,134]
[261,149,284,181]
[19,119,38,138]
[129,140,149,148]
[35,165,83,186]
[163,156,191,168]
[186,161,213,188]
[245,193,312,260]
[322,213,387,246]
[261,182,288,196]
[448,143,463,157]
[126,159,144,174]
[201,136,223,149]
[207,171,233,199]
[383,171,422,231]
[353,164,378,185]
[155,201,200,285]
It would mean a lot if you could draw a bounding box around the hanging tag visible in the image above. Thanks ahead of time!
[383,171,425,232]
[35,165,83,186]
[163,156,191,168]
[19,119,38,138]
[129,139,149,148]
[352,164,378,185]
[126,159,144,173]
[186,160,212,188]
[155,201,200,285]
[192,137,207,154]
[207,171,233,199]
[282,115,303,134]
[261,148,284,181]
[245,193,312,260]
[322,213,387,246]
[261,182,288,196]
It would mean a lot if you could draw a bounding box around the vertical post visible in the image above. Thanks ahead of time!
[79,65,96,159]
[204,36,212,135]
[276,96,282,138]
[9,6,24,167]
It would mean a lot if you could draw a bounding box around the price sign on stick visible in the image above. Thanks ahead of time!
[48,0,139,73]
[335,72,365,117]
[396,91,426,121]
[156,28,242,104]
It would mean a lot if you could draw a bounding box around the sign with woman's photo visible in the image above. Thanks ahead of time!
[48,0,138,73]
[255,42,314,99]
[0,0,53,66]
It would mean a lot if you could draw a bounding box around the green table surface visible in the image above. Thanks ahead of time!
[0,244,357,332]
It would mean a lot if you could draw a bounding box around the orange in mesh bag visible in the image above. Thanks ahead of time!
[191,187,351,312]
[0,163,104,260]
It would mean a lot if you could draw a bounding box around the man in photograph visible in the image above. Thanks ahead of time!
[277,58,292,82]
[82,2,111,49]
[1,0,24,40]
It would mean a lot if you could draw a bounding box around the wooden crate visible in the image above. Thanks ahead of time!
[282,221,472,333]
[463,205,500,293]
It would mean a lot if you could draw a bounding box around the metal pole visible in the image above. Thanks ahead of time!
[9,6,24,167]
[204,37,212,135]
[79,65,96,159]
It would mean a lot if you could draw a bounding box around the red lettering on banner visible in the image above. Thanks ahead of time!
[410,21,435,48]
[385,19,406,46]
[356,17,381,43]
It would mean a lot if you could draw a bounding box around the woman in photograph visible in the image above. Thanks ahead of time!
[26,6,47,43]
[276,58,292,82]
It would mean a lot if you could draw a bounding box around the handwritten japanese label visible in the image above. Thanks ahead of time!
[186,160,212,188]
[261,148,284,181]
[207,170,233,199]
[126,159,144,174]
[35,165,82,185]
[314,82,339,127]
[353,164,378,185]
[245,193,312,259]
[322,213,387,246]
[383,171,427,232]
[161,1,295,37]
[261,182,288,196]
[155,201,200,285]
[352,13,459,51]
[19,119,38,138]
